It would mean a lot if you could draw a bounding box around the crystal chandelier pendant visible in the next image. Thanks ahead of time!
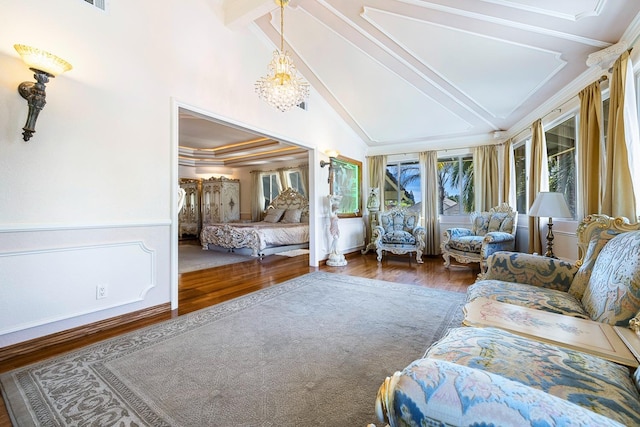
[256,51,309,112]
[255,0,309,112]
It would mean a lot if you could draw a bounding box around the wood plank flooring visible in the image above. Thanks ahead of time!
[0,251,477,425]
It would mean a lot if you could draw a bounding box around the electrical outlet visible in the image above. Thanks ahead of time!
[96,284,108,299]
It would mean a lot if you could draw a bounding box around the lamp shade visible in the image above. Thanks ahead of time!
[14,44,72,76]
[528,192,572,218]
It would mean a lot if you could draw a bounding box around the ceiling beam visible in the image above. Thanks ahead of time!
[223,0,275,29]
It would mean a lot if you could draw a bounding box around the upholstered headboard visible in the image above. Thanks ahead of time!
[265,188,309,220]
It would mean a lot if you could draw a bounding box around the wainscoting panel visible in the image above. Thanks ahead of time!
[0,223,171,347]
[0,242,155,335]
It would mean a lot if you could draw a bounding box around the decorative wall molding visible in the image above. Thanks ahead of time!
[0,220,171,233]
[0,241,157,336]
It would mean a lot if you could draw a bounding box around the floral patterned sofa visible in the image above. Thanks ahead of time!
[372,214,640,426]
[441,203,517,272]
[373,207,426,263]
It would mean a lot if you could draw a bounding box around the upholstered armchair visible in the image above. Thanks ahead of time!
[441,203,517,272]
[373,207,426,263]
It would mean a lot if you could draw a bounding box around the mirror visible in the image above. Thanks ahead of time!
[329,156,362,217]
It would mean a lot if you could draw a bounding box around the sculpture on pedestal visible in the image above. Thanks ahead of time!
[327,194,347,266]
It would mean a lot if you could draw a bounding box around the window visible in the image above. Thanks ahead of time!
[514,144,527,214]
[384,162,421,210]
[286,170,305,197]
[261,173,281,210]
[512,115,577,218]
[546,117,577,219]
[438,155,474,215]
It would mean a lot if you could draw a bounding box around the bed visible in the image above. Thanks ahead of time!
[200,188,309,257]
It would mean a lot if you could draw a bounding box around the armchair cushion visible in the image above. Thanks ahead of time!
[446,235,483,252]
[381,230,416,245]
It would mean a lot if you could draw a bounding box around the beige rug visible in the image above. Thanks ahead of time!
[0,272,465,426]
[274,248,310,257]
[179,245,253,273]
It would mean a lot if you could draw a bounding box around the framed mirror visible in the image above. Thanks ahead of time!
[329,156,362,217]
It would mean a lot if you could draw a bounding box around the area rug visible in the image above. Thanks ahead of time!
[179,244,253,273]
[0,272,465,426]
[274,248,310,257]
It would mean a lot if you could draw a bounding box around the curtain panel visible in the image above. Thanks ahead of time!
[603,50,640,221]
[578,81,603,218]
[528,119,549,254]
[499,139,516,208]
[420,151,440,255]
[250,170,264,221]
[473,145,499,211]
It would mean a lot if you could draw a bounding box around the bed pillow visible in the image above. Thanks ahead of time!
[263,208,285,223]
[281,208,302,223]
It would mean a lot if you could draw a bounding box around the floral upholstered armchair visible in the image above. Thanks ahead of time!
[373,207,426,263]
[441,203,517,272]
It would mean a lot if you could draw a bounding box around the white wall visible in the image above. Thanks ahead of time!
[0,0,366,347]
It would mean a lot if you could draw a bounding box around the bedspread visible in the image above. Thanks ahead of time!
[200,222,309,256]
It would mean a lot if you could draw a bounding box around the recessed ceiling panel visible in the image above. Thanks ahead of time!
[480,0,604,20]
[285,7,472,143]
[364,8,565,119]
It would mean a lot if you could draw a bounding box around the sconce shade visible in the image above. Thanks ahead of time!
[14,44,72,76]
[528,192,572,218]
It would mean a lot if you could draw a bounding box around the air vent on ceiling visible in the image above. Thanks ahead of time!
[84,0,106,11]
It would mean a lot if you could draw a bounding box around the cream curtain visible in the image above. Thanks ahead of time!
[367,156,387,208]
[250,170,265,221]
[473,145,499,211]
[528,119,549,254]
[420,151,440,255]
[578,81,603,217]
[499,139,516,208]
[299,164,309,196]
[603,51,640,221]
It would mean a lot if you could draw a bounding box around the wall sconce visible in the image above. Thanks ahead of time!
[320,150,339,184]
[14,44,72,141]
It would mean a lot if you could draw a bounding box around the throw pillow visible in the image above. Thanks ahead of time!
[581,230,640,325]
[263,208,285,223]
[281,208,302,223]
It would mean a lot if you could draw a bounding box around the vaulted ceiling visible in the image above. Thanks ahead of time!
[180,0,640,165]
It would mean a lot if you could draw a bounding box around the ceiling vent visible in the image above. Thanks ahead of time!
[83,0,106,11]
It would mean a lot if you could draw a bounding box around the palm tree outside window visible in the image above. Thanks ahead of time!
[384,162,421,210]
[438,155,474,215]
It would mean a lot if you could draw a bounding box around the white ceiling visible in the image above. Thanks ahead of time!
[180,0,640,165]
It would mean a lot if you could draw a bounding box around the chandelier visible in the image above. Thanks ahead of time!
[255,0,309,112]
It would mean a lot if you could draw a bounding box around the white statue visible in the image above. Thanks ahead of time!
[327,194,347,266]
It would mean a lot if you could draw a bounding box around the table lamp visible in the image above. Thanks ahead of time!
[528,192,572,258]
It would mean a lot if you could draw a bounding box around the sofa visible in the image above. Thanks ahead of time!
[373,207,426,263]
[441,203,517,273]
[468,214,640,325]
[372,214,640,427]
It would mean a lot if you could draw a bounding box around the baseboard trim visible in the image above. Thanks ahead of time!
[0,303,172,364]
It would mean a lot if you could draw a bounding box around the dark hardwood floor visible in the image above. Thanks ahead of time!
[0,251,477,425]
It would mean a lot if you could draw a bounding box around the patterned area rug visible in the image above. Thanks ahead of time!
[179,244,253,273]
[0,272,465,426]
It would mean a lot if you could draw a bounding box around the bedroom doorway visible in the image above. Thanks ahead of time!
[171,100,317,310]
